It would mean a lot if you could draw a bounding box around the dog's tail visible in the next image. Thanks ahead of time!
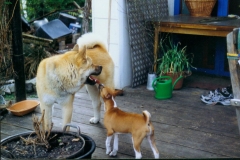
[143,110,151,125]
[76,32,107,52]
[143,110,155,137]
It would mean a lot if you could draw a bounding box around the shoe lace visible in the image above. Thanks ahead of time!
[210,93,229,102]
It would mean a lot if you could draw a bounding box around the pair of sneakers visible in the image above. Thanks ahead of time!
[201,85,233,105]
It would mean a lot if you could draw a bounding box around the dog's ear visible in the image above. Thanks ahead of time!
[78,45,87,59]
[72,44,79,51]
[114,89,124,96]
[105,93,112,99]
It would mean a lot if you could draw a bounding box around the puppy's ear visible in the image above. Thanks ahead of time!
[114,89,124,96]
[106,88,117,98]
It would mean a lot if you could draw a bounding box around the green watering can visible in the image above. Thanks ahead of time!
[152,75,183,100]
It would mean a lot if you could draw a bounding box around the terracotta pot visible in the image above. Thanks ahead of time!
[165,73,184,90]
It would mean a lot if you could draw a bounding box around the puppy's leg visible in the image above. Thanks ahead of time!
[109,133,118,156]
[61,94,74,131]
[85,85,101,123]
[147,133,160,159]
[106,135,113,155]
[132,134,144,159]
[106,129,115,155]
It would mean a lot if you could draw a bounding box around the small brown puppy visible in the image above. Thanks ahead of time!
[99,84,159,159]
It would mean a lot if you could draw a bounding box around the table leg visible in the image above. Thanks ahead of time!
[227,28,240,135]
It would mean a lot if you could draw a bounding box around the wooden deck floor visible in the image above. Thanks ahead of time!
[1,84,240,159]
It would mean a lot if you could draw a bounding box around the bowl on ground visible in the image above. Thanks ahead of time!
[7,100,40,116]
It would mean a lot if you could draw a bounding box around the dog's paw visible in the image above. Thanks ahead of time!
[109,150,117,156]
[89,117,100,124]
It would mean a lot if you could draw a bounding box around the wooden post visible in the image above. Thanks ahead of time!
[81,0,91,34]
[226,28,240,134]
[153,23,160,72]
[9,0,26,102]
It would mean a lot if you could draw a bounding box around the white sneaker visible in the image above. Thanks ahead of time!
[201,86,232,100]
[201,93,233,105]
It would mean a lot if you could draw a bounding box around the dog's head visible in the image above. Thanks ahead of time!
[99,84,118,109]
[99,84,115,100]
[72,44,102,85]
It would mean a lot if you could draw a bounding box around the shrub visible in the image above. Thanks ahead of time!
[22,0,85,21]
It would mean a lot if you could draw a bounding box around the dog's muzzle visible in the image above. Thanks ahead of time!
[84,66,102,85]
[85,76,97,85]
[91,65,102,76]
[85,75,105,88]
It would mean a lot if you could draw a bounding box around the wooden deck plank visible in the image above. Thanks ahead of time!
[92,148,134,159]
[1,85,240,158]
[68,107,240,157]
[114,88,238,137]
[72,94,239,139]
[1,123,32,136]
[51,104,240,157]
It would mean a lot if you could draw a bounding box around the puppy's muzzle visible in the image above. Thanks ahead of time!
[98,83,105,91]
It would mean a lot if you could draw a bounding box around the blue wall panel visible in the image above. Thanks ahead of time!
[174,0,180,15]
[217,0,229,16]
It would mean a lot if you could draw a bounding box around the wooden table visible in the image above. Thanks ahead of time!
[153,15,240,71]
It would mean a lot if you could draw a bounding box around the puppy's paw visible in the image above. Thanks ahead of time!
[135,152,142,159]
[89,117,100,124]
[154,153,160,159]
[106,148,111,155]
[109,150,117,156]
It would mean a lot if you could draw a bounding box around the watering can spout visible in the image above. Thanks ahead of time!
[172,75,183,90]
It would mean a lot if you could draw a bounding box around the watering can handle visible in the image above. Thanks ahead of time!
[172,75,183,90]
[152,77,160,91]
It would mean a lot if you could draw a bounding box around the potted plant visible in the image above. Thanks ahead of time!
[157,38,195,89]
[0,110,96,159]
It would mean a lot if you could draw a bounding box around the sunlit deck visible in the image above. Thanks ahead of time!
[1,76,240,158]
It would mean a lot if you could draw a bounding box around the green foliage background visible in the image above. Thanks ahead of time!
[21,0,85,21]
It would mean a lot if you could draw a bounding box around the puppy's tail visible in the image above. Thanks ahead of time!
[143,110,155,136]
[143,110,151,125]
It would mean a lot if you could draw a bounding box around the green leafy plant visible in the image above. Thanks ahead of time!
[157,38,195,76]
